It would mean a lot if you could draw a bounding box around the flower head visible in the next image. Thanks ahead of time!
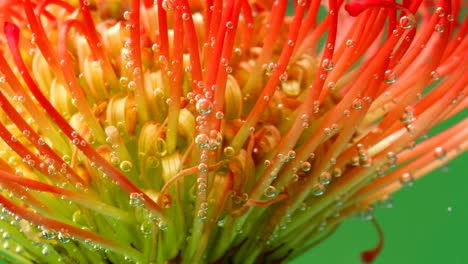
[0,0,465,263]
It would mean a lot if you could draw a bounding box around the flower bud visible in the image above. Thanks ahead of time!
[105,94,137,134]
[224,75,242,120]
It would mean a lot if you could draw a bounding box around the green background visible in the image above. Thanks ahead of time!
[292,110,468,264]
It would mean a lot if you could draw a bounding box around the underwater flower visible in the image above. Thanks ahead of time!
[0,0,465,263]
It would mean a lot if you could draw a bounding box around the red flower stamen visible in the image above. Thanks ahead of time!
[360,219,384,263]
[0,0,464,263]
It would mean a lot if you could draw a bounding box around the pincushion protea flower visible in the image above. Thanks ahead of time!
[0,0,465,262]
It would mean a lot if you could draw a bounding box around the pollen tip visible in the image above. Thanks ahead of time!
[3,21,19,37]
[345,2,365,17]
[360,248,379,263]
[360,218,384,263]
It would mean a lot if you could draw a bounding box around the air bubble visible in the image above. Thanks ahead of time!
[435,7,445,17]
[128,81,136,91]
[434,24,445,33]
[279,72,288,81]
[434,146,446,160]
[301,161,311,172]
[58,232,71,243]
[195,134,209,148]
[223,146,235,157]
[182,13,190,21]
[158,220,168,230]
[386,152,396,161]
[345,39,355,48]
[264,186,277,198]
[123,11,131,21]
[360,207,374,221]
[220,58,229,66]
[404,105,414,115]
[319,172,332,185]
[15,245,22,254]
[343,109,351,117]
[15,96,25,103]
[197,210,208,220]
[399,15,414,29]
[430,70,440,80]
[196,115,207,124]
[197,163,208,173]
[47,164,57,175]
[312,183,325,196]
[352,98,363,109]
[129,192,145,207]
[297,0,307,6]
[378,196,394,209]
[196,98,213,115]
[321,59,334,71]
[161,0,174,11]
[406,123,416,133]
[383,69,397,84]
[215,111,224,119]
[376,168,385,178]
[140,220,153,235]
[266,62,277,75]
[209,130,222,144]
[42,246,52,257]
[399,172,414,187]
[226,21,234,29]
[400,113,413,124]
[217,218,226,227]
[332,168,342,177]
[292,174,299,182]
[151,43,160,53]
